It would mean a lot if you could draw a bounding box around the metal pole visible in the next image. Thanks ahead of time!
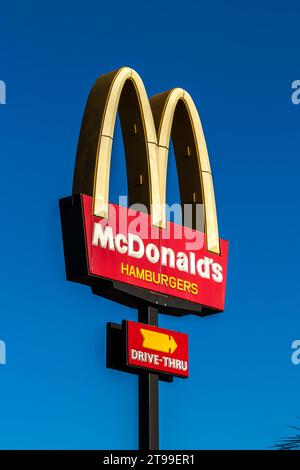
[138,304,159,450]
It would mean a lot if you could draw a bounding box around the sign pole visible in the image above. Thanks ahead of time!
[138,304,159,450]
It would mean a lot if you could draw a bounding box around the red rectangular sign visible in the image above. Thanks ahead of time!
[81,194,228,311]
[126,321,189,378]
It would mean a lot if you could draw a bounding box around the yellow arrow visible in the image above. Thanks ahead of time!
[140,329,177,354]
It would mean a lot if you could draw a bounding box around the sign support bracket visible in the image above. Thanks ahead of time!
[138,304,159,450]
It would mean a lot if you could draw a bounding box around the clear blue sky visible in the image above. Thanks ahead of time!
[0,0,299,450]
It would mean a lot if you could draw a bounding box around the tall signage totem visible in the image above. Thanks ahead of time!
[59,67,228,450]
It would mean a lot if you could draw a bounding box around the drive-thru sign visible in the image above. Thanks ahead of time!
[127,321,189,378]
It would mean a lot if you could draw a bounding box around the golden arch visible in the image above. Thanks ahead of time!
[73,67,220,254]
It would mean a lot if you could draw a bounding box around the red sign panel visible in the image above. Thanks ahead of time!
[126,321,189,378]
[81,194,228,311]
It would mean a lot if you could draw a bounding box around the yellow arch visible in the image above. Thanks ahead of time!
[73,67,220,254]
[150,88,219,254]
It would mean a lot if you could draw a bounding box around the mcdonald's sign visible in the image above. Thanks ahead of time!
[60,67,228,315]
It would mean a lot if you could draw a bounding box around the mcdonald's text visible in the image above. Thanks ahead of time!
[81,195,228,311]
[92,226,224,283]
